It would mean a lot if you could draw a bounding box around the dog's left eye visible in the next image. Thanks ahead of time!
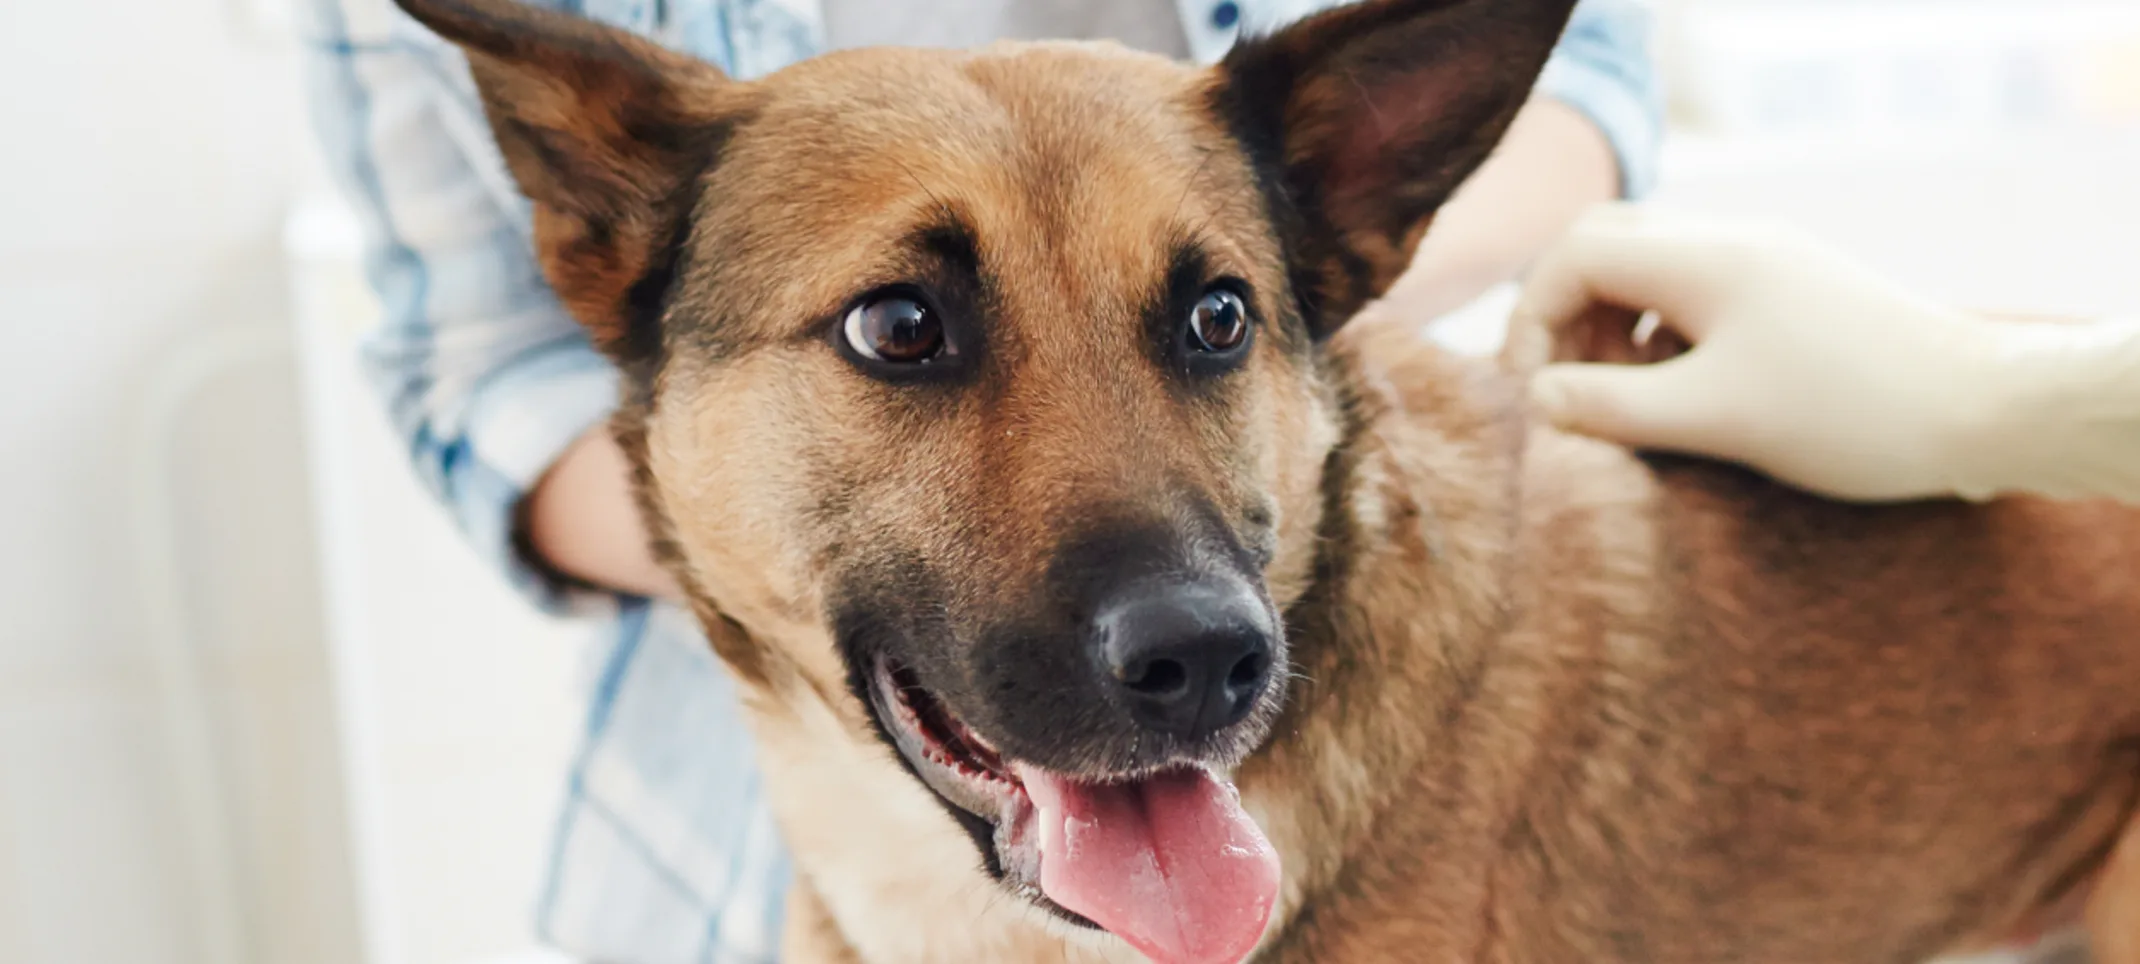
[843,291,949,365]
[1187,288,1251,354]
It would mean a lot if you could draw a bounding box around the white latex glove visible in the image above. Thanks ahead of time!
[1519,203,2140,504]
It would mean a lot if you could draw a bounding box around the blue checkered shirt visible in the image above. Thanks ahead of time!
[292,1,1664,960]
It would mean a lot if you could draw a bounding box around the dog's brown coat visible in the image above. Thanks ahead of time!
[391,0,2140,959]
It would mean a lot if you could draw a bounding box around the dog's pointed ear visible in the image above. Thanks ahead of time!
[1211,0,1580,333]
[393,0,740,362]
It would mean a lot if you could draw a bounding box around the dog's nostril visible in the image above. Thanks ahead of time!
[1121,657,1191,697]
[1227,651,1270,691]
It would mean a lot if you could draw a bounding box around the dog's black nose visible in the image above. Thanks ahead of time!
[1096,580,1275,740]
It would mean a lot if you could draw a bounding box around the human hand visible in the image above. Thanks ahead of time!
[1516,203,2026,503]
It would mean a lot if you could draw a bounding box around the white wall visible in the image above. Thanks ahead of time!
[0,2,384,962]
[1651,130,2140,319]
[0,1,367,962]
[0,1,589,961]
[289,199,589,964]
[1651,0,2140,319]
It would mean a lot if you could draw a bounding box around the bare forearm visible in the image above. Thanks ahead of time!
[1384,98,1621,320]
[522,426,682,600]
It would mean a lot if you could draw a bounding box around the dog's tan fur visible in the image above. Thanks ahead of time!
[393,0,2140,960]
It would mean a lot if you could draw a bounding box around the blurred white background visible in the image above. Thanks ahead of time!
[0,1,2134,963]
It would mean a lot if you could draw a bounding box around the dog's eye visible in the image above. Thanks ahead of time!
[1187,288,1250,354]
[844,292,947,364]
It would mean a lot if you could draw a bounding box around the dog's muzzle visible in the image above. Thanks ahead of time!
[857,577,1287,964]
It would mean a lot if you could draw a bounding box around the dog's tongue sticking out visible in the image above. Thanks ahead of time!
[1014,764,1280,964]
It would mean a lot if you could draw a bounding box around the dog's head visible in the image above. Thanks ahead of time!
[393,1,1574,958]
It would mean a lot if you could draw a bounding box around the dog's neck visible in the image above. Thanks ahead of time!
[1242,328,1643,959]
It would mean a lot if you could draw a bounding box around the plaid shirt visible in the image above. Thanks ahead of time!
[293,1,1663,961]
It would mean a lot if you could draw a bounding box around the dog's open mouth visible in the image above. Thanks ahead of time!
[867,657,1281,964]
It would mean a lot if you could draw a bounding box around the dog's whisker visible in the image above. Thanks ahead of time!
[1169,146,1220,231]
[892,155,959,226]
[1185,175,1259,246]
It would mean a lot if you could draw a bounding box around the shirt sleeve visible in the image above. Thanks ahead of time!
[1534,0,1667,200]
[296,0,627,617]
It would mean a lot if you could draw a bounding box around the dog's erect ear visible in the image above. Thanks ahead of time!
[393,0,738,362]
[1212,0,1580,332]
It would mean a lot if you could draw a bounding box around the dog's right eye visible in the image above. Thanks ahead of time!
[842,291,949,366]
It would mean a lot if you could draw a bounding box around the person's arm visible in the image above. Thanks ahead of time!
[1383,0,1665,321]
[297,0,672,606]
[1519,203,2140,505]
[524,428,681,598]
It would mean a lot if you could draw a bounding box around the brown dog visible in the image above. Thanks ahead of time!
[389,0,2140,960]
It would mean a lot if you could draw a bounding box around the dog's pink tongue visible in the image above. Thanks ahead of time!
[1015,764,1279,964]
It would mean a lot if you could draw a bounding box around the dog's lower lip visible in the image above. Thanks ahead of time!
[866,658,1101,928]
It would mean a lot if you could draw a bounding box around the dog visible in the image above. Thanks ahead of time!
[388,0,2140,960]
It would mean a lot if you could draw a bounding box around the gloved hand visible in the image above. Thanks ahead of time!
[1518,203,2140,504]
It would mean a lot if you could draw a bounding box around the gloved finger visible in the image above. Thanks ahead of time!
[1514,203,1746,345]
[1528,355,1736,456]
